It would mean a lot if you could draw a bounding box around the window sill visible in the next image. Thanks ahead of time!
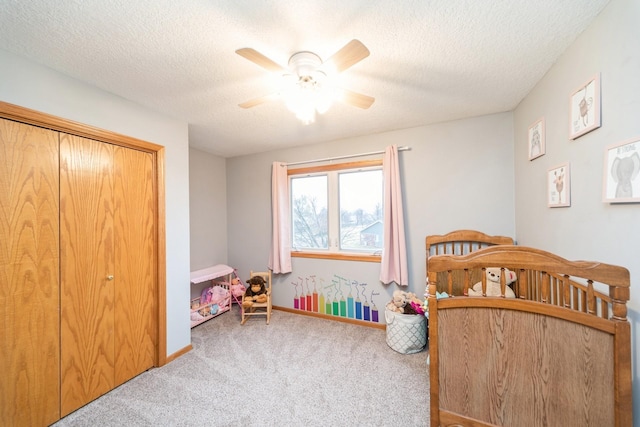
[291,251,381,263]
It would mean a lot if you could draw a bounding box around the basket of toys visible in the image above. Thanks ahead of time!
[384,290,427,354]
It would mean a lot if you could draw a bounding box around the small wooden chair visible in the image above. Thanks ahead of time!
[241,270,272,325]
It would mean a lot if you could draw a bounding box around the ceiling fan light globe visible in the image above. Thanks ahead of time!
[283,86,303,112]
[315,93,333,114]
[318,84,339,114]
[295,106,316,125]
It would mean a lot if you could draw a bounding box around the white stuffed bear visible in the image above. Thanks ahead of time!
[468,267,516,298]
[386,290,407,313]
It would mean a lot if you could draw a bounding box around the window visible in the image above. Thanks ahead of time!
[291,174,328,249]
[289,160,383,261]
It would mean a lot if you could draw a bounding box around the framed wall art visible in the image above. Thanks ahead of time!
[528,117,545,160]
[547,162,571,207]
[569,73,601,140]
[603,137,640,203]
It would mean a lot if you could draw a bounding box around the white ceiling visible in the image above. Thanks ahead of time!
[0,0,610,158]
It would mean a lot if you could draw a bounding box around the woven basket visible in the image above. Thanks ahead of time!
[385,308,427,354]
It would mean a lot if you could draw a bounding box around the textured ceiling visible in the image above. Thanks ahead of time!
[0,0,610,157]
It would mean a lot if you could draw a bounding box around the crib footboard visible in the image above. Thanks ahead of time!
[426,245,632,427]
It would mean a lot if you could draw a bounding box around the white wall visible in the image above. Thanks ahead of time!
[513,0,640,414]
[189,147,227,270]
[225,112,516,318]
[0,48,192,357]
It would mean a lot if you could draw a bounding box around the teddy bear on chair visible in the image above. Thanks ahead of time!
[468,267,517,298]
[242,276,268,308]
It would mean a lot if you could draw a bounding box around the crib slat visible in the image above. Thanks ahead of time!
[563,281,571,309]
[517,269,526,299]
[533,270,541,301]
[587,281,597,315]
[579,289,587,313]
[499,267,507,297]
[463,269,470,295]
[481,267,487,296]
[529,271,535,301]
[541,272,549,303]
[600,299,609,320]
[566,276,572,307]
[558,275,571,308]
[571,287,579,311]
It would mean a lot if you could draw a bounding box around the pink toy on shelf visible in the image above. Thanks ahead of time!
[231,282,246,297]
[209,285,230,308]
[200,286,213,305]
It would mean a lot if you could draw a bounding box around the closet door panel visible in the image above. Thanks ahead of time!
[0,119,60,426]
[113,146,156,386]
[60,134,115,416]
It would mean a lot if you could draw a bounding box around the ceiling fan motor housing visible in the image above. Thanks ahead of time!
[288,51,322,78]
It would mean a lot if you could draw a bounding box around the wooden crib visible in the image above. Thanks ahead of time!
[425,233,632,426]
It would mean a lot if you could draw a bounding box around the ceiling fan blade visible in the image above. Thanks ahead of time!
[339,89,375,109]
[236,48,287,73]
[323,39,370,73]
[238,93,279,109]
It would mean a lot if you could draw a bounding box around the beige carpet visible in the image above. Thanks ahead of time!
[53,307,429,426]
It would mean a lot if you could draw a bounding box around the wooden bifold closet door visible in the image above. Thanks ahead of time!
[59,133,157,416]
[0,119,61,426]
[0,103,164,426]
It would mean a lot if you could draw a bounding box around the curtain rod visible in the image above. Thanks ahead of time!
[283,146,411,167]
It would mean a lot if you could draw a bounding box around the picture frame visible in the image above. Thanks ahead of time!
[547,162,571,207]
[528,117,545,160]
[603,137,640,203]
[569,73,601,140]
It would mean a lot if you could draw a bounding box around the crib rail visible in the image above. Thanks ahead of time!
[426,245,630,322]
[425,229,513,256]
[431,267,619,321]
[520,270,616,319]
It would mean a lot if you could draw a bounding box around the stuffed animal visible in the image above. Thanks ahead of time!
[403,291,424,314]
[243,275,268,308]
[386,290,424,315]
[200,286,213,305]
[209,285,230,308]
[409,299,425,315]
[468,267,516,298]
[386,290,407,313]
[230,278,246,298]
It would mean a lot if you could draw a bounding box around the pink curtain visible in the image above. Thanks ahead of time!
[380,145,408,286]
[268,162,292,274]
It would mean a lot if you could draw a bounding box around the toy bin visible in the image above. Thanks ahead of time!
[385,308,427,354]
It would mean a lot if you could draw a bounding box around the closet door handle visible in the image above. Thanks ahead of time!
[107,275,114,281]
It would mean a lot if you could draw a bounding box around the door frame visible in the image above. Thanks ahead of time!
[0,101,168,366]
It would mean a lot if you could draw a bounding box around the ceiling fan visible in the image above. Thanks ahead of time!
[236,39,375,123]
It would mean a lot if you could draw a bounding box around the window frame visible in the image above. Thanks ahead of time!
[288,159,382,263]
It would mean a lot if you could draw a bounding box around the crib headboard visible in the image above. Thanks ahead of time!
[426,245,632,426]
[426,230,514,295]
